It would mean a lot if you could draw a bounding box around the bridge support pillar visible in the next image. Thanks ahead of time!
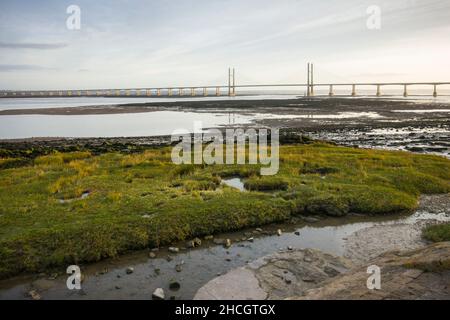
[126,90,131,96]
[433,84,437,97]
[191,88,195,96]
[328,85,334,96]
[376,85,381,97]
[216,87,220,96]
[168,88,172,96]
[203,88,207,96]
[157,89,161,96]
[179,88,183,96]
[351,84,356,96]
[310,85,314,96]
[136,90,141,96]
[403,85,408,97]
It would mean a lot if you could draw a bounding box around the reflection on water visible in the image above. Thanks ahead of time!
[0,111,254,139]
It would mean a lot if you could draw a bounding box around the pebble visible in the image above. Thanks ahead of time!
[224,239,232,248]
[168,247,179,253]
[287,246,293,251]
[247,237,254,242]
[169,281,181,291]
[152,288,165,300]
[277,229,282,236]
[294,231,300,236]
[28,290,41,300]
[126,267,134,274]
[149,252,157,259]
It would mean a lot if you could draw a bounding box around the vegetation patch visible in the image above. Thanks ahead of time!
[0,143,449,278]
[423,223,450,243]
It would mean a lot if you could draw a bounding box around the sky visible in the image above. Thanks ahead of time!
[0,0,449,90]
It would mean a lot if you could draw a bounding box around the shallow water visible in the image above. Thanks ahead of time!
[221,178,246,191]
[0,209,447,300]
[0,111,255,139]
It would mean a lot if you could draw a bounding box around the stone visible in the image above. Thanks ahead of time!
[152,288,165,300]
[287,246,293,251]
[303,216,320,223]
[175,264,183,272]
[126,267,134,274]
[149,252,156,259]
[169,281,181,291]
[204,235,214,240]
[193,237,202,247]
[247,237,254,242]
[28,290,41,300]
[277,229,282,236]
[166,255,173,262]
[255,228,263,232]
[168,247,179,253]
[224,239,232,248]
[294,231,300,236]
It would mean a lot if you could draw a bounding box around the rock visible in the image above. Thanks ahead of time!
[303,216,320,223]
[169,281,181,291]
[175,264,183,272]
[166,255,173,262]
[213,239,224,245]
[277,229,282,236]
[287,246,293,251]
[293,242,450,300]
[126,267,134,274]
[224,239,232,248]
[154,268,160,275]
[255,228,263,232]
[225,258,231,262]
[194,248,353,300]
[294,231,300,236]
[204,235,214,240]
[28,290,41,300]
[115,285,121,290]
[152,288,165,300]
[187,237,202,248]
[47,273,58,280]
[149,252,157,259]
[247,237,254,242]
[168,247,179,253]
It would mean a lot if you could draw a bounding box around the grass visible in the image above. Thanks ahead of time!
[0,143,449,278]
[423,223,450,242]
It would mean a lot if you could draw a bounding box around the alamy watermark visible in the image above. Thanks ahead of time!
[171,121,279,175]
[366,5,381,30]
[66,265,82,290]
[66,5,81,30]
[367,265,381,290]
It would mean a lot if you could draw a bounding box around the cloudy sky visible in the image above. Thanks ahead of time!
[0,0,449,90]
